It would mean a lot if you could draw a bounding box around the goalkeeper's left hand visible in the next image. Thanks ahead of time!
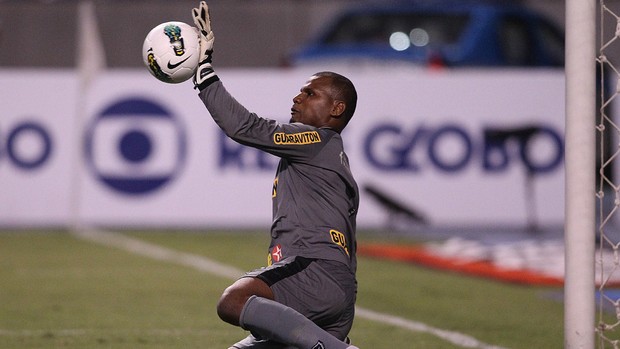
[192,1,219,90]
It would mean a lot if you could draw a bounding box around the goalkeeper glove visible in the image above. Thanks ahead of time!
[192,1,219,90]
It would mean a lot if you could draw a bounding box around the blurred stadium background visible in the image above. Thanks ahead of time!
[0,0,571,68]
[0,0,617,348]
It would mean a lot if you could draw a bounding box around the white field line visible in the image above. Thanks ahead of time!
[354,308,507,349]
[72,228,245,279]
[0,328,212,337]
[71,229,509,349]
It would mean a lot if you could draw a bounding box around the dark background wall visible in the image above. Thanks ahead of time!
[0,0,577,68]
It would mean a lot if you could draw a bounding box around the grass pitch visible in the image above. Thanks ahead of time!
[0,230,563,348]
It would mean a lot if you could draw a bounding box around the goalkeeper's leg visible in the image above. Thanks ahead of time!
[238,295,357,349]
[217,257,358,349]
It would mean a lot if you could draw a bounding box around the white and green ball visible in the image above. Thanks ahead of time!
[142,21,200,84]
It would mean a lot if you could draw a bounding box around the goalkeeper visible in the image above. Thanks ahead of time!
[191,2,360,349]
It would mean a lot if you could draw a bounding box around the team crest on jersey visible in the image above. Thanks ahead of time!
[330,229,349,256]
[273,131,321,145]
[270,244,283,263]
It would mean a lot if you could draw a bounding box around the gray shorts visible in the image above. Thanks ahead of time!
[230,256,357,348]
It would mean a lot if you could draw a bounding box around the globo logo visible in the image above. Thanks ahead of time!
[0,121,53,170]
[84,97,187,195]
[363,122,564,174]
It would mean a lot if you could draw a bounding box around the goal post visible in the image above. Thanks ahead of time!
[564,0,596,348]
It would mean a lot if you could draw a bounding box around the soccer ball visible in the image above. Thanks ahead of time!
[142,21,200,84]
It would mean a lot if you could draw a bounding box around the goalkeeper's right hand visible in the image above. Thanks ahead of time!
[192,1,219,90]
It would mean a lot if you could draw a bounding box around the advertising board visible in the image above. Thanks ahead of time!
[0,68,565,230]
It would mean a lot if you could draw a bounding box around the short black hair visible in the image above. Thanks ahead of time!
[313,71,357,120]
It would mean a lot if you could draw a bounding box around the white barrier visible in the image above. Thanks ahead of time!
[0,68,565,229]
[0,70,79,227]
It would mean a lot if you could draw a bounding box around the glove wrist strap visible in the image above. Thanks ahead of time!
[193,61,219,90]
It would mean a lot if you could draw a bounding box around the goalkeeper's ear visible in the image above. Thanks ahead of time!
[330,101,346,118]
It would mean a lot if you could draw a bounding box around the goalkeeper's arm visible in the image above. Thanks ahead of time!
[192,1,219,90]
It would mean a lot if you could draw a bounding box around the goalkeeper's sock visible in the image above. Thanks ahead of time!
[239,295,357,349]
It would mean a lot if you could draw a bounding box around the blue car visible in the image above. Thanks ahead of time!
[289,1,564,68]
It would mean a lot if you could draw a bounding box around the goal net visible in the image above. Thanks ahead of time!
[597,2,620,348]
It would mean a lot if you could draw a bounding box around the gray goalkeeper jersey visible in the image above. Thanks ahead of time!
[199,81,359,274]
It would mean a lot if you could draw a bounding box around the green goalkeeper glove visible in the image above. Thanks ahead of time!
[192,1,219,90]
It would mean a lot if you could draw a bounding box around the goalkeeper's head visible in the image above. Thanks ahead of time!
[291,71,358,134]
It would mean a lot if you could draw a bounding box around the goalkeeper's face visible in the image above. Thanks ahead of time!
[290,76,346,131]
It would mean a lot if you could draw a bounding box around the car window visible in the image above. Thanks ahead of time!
[499,15,565,67]
[323,13,470,49]
[536,20,565,66]
[499,16,535,66]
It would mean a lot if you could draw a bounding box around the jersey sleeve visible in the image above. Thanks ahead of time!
[198,80,333,162]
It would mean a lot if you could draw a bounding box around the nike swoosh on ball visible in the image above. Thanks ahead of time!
[167,56,191,69]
